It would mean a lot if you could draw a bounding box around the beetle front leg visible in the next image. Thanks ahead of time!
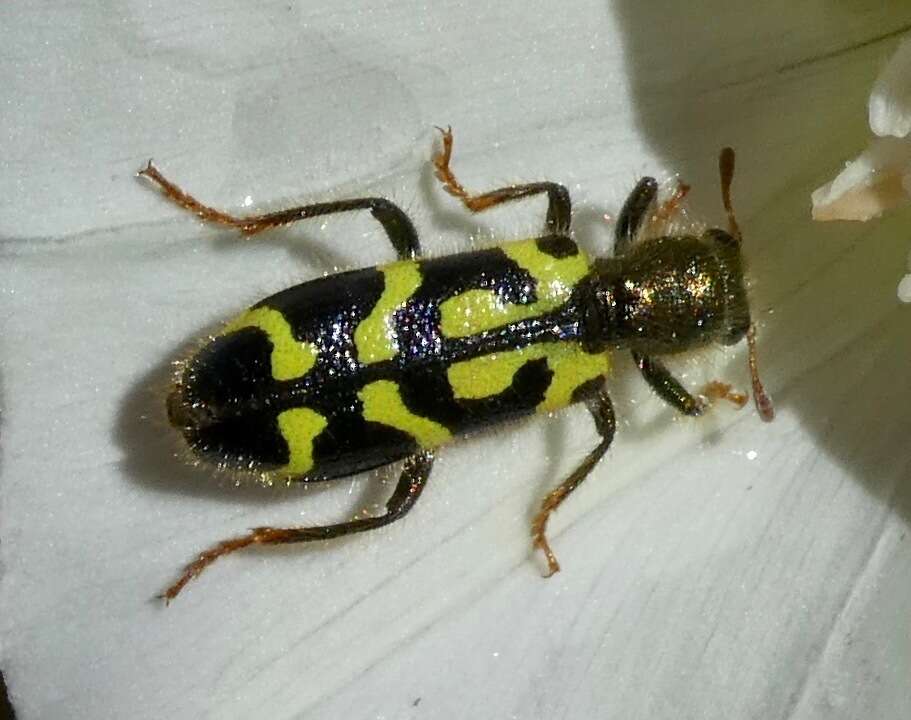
[633,351,704,416]
[614,176,657,255]
[160,451,434,602]
[531,387,615,576]
[614,176,690,255]
[634,352,748,416]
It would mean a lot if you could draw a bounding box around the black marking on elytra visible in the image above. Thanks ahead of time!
[254,266,385,375]
[393,366,461,427]
[457,357,553,423]
[176,240,594,480]
[309,394,418,479]
[535,234,578,259]
[416,246,538,306]
[182,327,274,410]
[397,357,553,433]
[191,411,290,471]
[443,304,585,363]
[392,246,538,367]
[172,328,291,472]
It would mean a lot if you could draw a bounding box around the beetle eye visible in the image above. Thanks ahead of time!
[705,228,739,249]
[724,323,748,346]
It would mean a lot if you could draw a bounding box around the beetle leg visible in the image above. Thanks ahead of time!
[701,380,748,409]
[649,181,690,235]
[138,161,422,259]
[633,351,704,416]
[432,126,572,235]
[160,451,434,603]
[532,387,615,576]
[634,352,748,416]
[614,177,690,254]
[614,176,657,255]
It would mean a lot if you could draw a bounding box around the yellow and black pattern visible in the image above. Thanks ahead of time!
[171,235,610,481]
[148,137,766,601]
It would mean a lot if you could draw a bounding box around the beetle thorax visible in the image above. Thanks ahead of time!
[590,234,746,355]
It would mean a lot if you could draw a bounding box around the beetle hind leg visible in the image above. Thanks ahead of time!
[139,161,246,230]
[138,162,422,259]
[532,387,615,576]
[160,451,434,603]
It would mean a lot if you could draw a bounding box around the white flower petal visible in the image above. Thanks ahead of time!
[870,38,911,138]
[3,4,911,720]
[898,273,911,302]
[900,249,911,302]
[812,36,911,301]
[811,136,911,221]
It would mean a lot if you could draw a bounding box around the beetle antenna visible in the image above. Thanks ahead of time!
[719,147,742,242]
[747,326,775,422]
[719,147,774,422]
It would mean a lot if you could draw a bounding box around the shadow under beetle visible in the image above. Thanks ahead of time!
[140,128,773,602]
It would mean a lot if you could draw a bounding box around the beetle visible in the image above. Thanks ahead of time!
[140,128,773,601]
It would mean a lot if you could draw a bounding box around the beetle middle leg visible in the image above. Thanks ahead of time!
[138,162,422,259]
[532,385,615,576]
[432,126,572,235]
[161,451,434,602]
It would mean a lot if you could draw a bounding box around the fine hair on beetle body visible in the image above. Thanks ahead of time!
[139,127,773,602]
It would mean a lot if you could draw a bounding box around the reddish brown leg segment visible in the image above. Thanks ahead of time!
[160,452,434,603]
[138,162,422,258]
[531,388,615,576]
[138,162,252,231]
[432,126,572,234]
[650,181,691,231]
[700,381,748,409]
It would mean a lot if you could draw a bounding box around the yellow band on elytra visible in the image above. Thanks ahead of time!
[359,380,452,448]
[439,238,591,338]
[224,306,318,381]
[276,407,329,476]
[447,343,609,413]
[354,260,422,364]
